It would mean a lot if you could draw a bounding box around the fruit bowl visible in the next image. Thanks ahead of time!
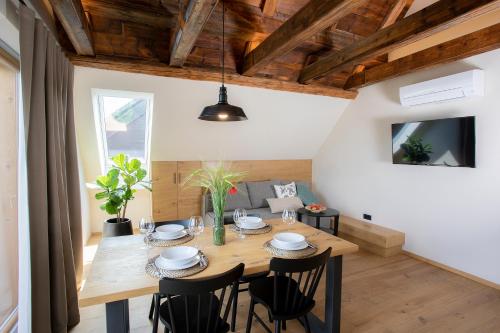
[305,204,327,213]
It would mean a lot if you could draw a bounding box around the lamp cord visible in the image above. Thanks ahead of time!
[222,0,225,87]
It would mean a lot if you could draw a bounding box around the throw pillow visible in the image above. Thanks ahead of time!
[296,184,319,205]
[274,182,297,198]
[266,197,304,214]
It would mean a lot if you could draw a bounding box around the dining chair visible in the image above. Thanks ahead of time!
[152,263,245,333]
[148,220,192,321]
[245,247,332,333]
[227,213,269,332]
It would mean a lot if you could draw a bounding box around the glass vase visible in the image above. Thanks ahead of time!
[213,220,225,246]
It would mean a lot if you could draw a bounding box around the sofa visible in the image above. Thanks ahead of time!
[202,180,312,226]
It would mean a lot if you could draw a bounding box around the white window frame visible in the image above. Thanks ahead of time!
[91,89,154,175]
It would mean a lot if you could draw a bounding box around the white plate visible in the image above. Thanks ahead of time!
[273,232,306,248]
[155,256,200,270]
[271,239,308,251]
[240,221,267,230]
[156,224,185,238]
[245,216,263,224]
[160,246,198,265]
[152,230,187,240]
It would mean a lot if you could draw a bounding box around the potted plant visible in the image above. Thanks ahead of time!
[183,162,245,245]
[95,153,152,237]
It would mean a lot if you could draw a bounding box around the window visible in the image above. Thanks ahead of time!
[92,89,154,173]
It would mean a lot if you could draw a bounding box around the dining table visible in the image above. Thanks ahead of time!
[79,218,358,333]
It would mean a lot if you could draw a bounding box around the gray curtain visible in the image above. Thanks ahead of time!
[20,6,82,333]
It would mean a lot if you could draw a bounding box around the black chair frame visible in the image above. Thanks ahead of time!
[152,263,244,333]
[245,248,332,333]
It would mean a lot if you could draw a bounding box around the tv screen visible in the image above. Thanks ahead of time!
[392,116,475,167]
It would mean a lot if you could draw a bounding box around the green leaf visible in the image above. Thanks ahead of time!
[109,176,119,190]
[109,193,123,205]
[96,175,109,188]
[95,191,108,200]
[123,174,136,186]
[123,187,134,200]
[105,201,119,214]
[107,168,119,180]
[127,159,141,172]
[136,168,147,181]
[112,153,126,169]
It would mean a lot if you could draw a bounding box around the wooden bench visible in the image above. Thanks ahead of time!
[338,216,405,257]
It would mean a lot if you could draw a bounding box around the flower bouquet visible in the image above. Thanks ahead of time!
[183,162,245,245]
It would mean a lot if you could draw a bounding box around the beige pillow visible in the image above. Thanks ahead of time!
[266,197,304,214]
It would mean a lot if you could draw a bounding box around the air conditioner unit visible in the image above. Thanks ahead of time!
[399,70,484,107]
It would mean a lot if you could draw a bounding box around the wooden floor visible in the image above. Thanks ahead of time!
[73,235,500,333]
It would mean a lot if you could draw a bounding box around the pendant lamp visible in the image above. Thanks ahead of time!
[198,0,247,121]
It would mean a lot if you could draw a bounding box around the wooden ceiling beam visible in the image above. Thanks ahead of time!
[348,0,411,76]
[48,0,94,55]
[69,54,358,99]
[169,0,219,67]
[379,0,408,30]
[299,0,500,83]
[344,23,500,90]
[262,0,278,17]
[241,0,368,76]
[81,0,176,29]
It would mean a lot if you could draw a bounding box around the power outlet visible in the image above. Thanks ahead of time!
[363,214,372,221]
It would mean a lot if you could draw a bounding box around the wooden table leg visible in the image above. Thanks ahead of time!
[306,255,343,333]
[106,299,130,333]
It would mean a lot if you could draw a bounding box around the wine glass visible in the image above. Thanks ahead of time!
[188,216,205,249]
[282,209,297,226]
[233,208,247,239]
[139,217,155,248]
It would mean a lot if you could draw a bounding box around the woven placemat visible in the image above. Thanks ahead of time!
[263,240,317,259]
[145,233,194,247]
[230,224,272,235]
[145,253,209,278]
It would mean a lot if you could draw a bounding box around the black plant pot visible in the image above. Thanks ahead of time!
[102,218,133,237]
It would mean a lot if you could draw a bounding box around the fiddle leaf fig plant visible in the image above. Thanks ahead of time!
[95,153,152,222]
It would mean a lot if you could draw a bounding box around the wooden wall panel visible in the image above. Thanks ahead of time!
[208,160,312,183]
[177,161,203,219]
[151,161,178,221]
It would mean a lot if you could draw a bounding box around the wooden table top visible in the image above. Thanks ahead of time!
[79,219,358,307]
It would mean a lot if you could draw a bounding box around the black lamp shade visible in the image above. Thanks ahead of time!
[199,86,247,121]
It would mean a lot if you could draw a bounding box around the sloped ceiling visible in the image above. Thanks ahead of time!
[74,66,351,182]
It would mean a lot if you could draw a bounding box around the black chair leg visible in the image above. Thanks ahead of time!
[304,315,311,333]
[231,287,239,332]
[152,293,161,333]
[282,320,286,330]
[149,296,155,320]
[246,299,255,333]
[274,320,281,333]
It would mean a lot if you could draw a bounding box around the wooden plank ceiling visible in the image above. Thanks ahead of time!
[49,0,500,99]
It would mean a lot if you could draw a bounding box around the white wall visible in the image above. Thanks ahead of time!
[74,67,351,232]
[314,49,500,284]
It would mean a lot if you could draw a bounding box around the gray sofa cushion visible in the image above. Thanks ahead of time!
[225,182,253,211]
[246,180,281,208]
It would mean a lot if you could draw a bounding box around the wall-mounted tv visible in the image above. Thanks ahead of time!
[392,116,475,167]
